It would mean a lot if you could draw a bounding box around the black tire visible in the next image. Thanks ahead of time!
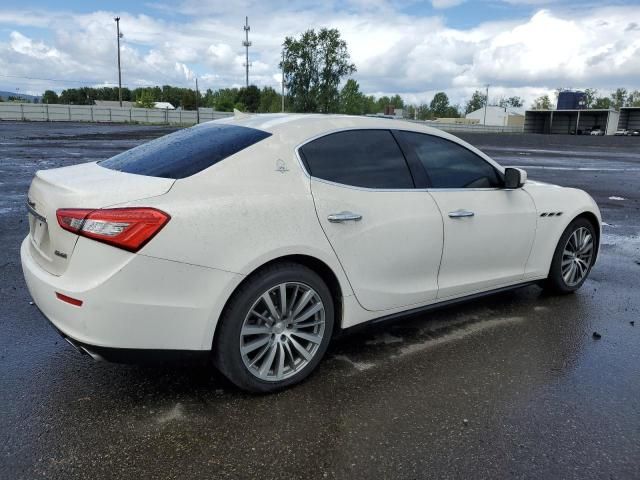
[213,262,334,393]
[543,217,597,294]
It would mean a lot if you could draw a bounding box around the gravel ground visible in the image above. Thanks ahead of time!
[1,121,639,479]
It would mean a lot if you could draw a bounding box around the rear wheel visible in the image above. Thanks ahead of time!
[214,262,334,393]
[543,218,596,294]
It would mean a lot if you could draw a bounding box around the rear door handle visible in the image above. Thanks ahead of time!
[328,211,363,223]
[448,209,475,218]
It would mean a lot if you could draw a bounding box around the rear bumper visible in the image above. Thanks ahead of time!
[41,309,210,364]
[21,236,243,351]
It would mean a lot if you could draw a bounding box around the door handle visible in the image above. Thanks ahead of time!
[327,211,363,223]
[448,209,475,218]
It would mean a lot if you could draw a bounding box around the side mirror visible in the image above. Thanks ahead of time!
[504,167,527,189]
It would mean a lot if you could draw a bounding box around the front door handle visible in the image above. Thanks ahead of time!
[328,211,363,223]
[448,209,475,218]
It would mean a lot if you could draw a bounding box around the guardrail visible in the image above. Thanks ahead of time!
[0,103,232,125]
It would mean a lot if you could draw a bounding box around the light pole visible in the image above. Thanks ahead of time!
[483,83,490,126]
[242,16,251,87]
[195,77,200,124]
[114,17,123,107]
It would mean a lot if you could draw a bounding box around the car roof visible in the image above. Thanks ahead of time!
[209,113,503,172]
[212,113,458,144]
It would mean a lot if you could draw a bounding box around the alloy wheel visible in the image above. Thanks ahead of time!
[561,226,594,287]
[239,282,326,381]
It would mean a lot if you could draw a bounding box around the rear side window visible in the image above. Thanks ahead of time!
[299,129,414,189]
[395,131,502,188]
[99,123,271,179]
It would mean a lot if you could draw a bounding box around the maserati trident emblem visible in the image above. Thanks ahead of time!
[275,159,289,173]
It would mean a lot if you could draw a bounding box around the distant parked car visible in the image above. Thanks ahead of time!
[590,129,604,136]
[614,129,629,136]
[630,130,640,136]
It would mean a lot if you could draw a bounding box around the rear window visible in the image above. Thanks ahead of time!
[98,123,271,179]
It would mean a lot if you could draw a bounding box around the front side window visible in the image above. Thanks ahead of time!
[299,129,414,189]
[99,123,272,179]
[395,131,502,188]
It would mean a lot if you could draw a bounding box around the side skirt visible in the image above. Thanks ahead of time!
[339,281,538,336]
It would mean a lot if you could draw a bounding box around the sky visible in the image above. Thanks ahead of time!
[0,0,639,108]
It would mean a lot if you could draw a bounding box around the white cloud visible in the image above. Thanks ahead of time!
[0,3,638,108]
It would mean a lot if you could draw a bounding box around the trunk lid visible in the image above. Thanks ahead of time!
[26,162,174,276]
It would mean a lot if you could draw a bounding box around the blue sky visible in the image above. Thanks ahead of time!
[1,0,639,106]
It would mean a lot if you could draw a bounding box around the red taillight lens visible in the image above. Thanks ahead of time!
[56,208,170,252]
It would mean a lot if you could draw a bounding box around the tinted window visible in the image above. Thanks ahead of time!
[396,131,502,188]
[99,123,271,179]
[299,130,414,189]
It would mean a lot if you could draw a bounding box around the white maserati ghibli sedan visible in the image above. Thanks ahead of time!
[21,114,601,392]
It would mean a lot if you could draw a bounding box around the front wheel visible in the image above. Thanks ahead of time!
[543,218,597,294]
[214,262,334,393]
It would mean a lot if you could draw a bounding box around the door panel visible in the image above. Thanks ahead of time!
[429,189,536,298]
[312,180,443,311]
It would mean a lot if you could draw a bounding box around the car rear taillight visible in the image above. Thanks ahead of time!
[56,207,170,252]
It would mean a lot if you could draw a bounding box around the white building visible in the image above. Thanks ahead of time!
[466,105,524,127]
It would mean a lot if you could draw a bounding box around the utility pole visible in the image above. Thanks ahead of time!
[114,17,123,107]
[195,77,200,124]
[281,49,285,112]
[483,83,490,126]
[242,16,251,87]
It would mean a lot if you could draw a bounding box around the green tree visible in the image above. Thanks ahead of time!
[465,90,486,114]
[282,28,356,113]
[202,88,215,108]
[180,89,197,110]
[610,88,627,110]
[583,88,598,108]
[363,95,378,114]
[416,103,432,120]
[389,94,405,110]
[237,85,261,112]
[531,95,552,110]
[258,87,282,113]
[498,96,524,108]
[135,89,155,108]
[593,96,612,109]
[339,79,365,115]
[375,95,391,113]
[429,92,451,117]
[211,88,239,111]
[626,90,640,107]
[42,90,59,104]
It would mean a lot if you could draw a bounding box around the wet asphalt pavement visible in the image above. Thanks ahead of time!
[1,122,639,479]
